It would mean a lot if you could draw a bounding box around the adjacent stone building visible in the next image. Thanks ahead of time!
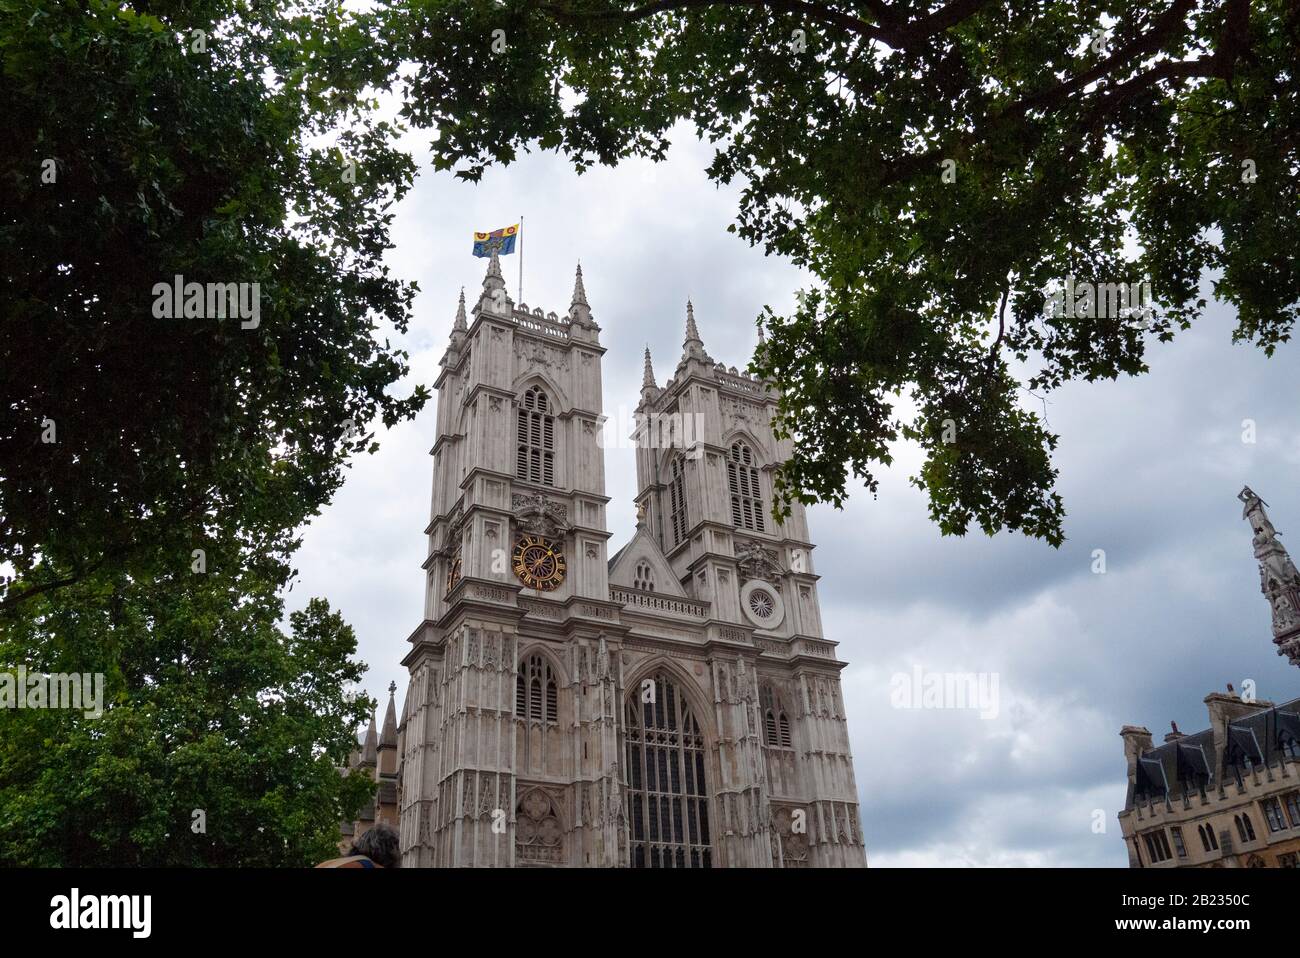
[391,252,867,867]
[1118,488,1300,868]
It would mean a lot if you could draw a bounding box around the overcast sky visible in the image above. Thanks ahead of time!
[285,120,1300,868]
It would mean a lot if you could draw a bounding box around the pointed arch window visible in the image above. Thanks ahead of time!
[1198,823,1219,852]
[668,457,688,546]
[516,653,558,724]
[1235,813,1257,843]
[625,673,712,868]
[760,682,793,749]
[517,386,555,486]
[728,442,765,532]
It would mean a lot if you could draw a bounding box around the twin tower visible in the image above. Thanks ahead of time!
[394,250,866,867]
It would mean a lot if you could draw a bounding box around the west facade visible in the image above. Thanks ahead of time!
[394,253,867,867]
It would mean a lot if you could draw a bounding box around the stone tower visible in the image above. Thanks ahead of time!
[396,257,866,867]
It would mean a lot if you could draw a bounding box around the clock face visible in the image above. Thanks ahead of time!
[446,548,462,593]
[512,534,566,592]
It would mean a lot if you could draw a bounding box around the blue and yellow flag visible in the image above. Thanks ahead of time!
[472,224,519,257]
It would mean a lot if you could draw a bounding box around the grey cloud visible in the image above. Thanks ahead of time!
[285,125,1300,867]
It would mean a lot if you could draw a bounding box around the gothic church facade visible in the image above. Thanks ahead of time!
[395,252,866,867]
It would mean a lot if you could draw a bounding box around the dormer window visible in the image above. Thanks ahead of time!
[517,386,555,486]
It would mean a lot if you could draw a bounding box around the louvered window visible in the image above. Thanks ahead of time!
[727,442,764,532]
[516,653,558,724]
[668,457,688,546]
[760,683,794,749]
[517,386,555,486]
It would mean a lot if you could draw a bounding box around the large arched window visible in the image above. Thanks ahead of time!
[516,653,558,724]
[668,456,688,546]
[727,442,765,532]
[625,673,712,868]
[517,386,555,486]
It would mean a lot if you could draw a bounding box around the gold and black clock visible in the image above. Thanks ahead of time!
[446,547,462,593]
[512,534,566,592]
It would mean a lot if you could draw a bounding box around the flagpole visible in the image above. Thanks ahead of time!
[518,216,524,304]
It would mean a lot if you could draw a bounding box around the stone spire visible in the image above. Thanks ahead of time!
[485,247,505,287]
[446,287,468,359]
[475,248,510,317]
[361,712,378,767]
[453,287,467,332]
[1239,486,1300,667]
[638,343,659,408]
[568,261,593,326]
[379,681,398,749]
[572,262,589,306]
[681,299,708,363]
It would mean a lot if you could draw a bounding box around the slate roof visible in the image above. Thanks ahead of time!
[1130,696,1300,808]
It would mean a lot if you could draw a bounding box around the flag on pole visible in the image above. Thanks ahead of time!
[472,224,519,257]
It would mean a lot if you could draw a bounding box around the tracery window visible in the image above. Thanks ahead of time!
[516,653,558,724]
[668,457,688,546]
[625,674,711,868]
[727,442,764,532]
[517,386,555,486]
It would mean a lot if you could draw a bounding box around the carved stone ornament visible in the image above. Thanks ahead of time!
[512,492,569,539]
[445,511,467,553]
[1240,486,1300,643]
[735,539,785,584]
[516,788,563,863]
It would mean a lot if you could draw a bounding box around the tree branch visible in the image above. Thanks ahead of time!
[539,0,999,49]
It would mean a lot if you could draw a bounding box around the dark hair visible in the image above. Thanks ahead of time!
[351,823,400,868]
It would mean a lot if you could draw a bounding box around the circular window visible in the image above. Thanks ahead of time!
[740,580,785,629]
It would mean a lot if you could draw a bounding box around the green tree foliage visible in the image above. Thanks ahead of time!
[0,0,426,608]
[389,0,1298,544]
[0,0,410,864]
[0,551,376,866]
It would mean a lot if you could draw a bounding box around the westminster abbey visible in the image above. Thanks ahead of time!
[390,251,867,867]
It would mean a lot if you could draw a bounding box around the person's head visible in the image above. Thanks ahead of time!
[351,823,400,868]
